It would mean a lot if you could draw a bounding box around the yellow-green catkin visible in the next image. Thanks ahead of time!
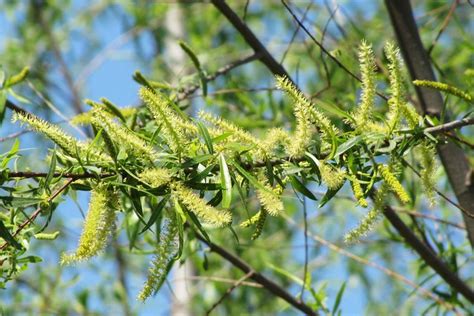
[139,88,197,153]
[240,211,262,228]
[276,76,314,157]
[344,208,381,243]
[276,76,338,156]
[198,110,266,158]
[349,176,368,207]
[413,80,473,103]
[71,107,137,125]
[344,186,387,243]
[401,103,421,129]
[251,209,267,240]
[12,112,110,162]
[139,168,172,188]
[171,182,232,227]
[91,108,156,160]
[385,42,405,133]
[138,218,178,301]
[261,128,291,154]
[419,142,437,207]
[60,185,118,265]
[255,173,283,216]
[353,40,376,130]
[319,163,346,190]
[378,164,410,203]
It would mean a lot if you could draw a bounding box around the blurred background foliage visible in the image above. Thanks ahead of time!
[0,0,473,315]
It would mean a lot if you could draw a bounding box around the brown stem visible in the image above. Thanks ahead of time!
[0,178,74,250]
[210,0,294,82]
[385,0,474,247]
[194,232,318,315]
[382,205,474,303]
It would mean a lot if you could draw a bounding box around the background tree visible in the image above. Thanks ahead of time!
[0,1,473,315]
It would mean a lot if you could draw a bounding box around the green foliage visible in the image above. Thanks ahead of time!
[1,1,473,314]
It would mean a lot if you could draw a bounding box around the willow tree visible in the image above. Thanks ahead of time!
[0,1,473,315]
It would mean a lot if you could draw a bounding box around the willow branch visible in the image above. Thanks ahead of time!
[210,0,294,82]
[423,117,474,135]
[382,204,474,303]
[283,215,459,313]
[194,231,318,315]
[0,178,75,251]
[7,171,115,180]
[385,0,474,247]
[178,52,262,101]
[205,271,254,315]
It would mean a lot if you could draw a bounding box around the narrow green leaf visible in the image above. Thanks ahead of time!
[179,41,207,96]
[232,160,272,193]
[332,281,347,315]
[0,219,22,249]
[186,209,211,243]
[140,196,169,234]
[219,154,232,209]
[133,71,154,90]
[100,98,127,123]
[289,175,317,201]
[188,164,215,183]
[196,121,214,154]
[45,150,57,189]
[334,136,363,158]
[0,196,43,208]
[1,138,20,169]
[0,90,6,124]
[4,67,29,87]
[319,184,344,208]
[181,154,214,168]
[17,255,43,264]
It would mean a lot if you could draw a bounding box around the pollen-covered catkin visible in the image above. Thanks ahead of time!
[60,185,117,265]
[378,164,410,204]
[171,181,232,227]
[138,218,178,301]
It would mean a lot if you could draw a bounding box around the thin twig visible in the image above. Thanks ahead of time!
[172,275,262,288]
[178,53,262,101]
[283,215,460,314]
[194,230,318,315]
[280,1,313,64]
[394,208,465,230]
[427,0,460,55]
[423,117,474,135]
[7,171,115,180]
[0,178,74,251]
[402,159,474,219]
[211,0,294,82]
[205,271,254,315]
[382,204,474,303]
[33,3,83,114]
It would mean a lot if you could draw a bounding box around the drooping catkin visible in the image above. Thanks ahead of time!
[60,185,118,265]
[378,164,410,204]
[319,163,346,190]
[255,173,283,216]
[138,217,178,301]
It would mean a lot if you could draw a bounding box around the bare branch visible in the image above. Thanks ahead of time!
[210,0,294,82]
[194,231,318,315]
